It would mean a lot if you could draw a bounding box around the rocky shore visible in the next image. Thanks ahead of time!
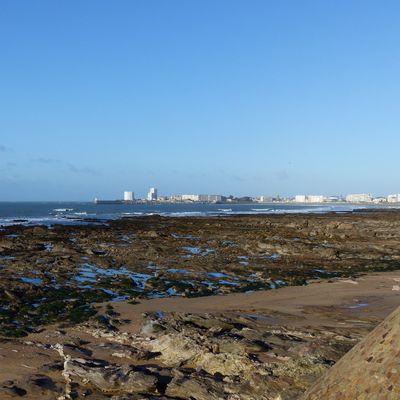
[1,211,400,398]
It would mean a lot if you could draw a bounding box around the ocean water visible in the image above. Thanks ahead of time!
[0,201,393,226]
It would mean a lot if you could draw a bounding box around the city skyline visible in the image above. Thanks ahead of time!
[93,187,400,205]
[2,1,400,200]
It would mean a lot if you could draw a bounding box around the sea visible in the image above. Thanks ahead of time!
[0,201,395,227]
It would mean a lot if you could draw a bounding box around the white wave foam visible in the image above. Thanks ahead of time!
[0,217,62,227]
[122,212,144,215]
[164,212,205,217]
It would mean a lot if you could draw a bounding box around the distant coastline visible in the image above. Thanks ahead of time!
[1,201,399,227]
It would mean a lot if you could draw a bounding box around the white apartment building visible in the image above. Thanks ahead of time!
[388,194,400,203]
[345,194,372,203]
[294,195,306,203]
[123,191,134,201]
[198,195,209,202]
[294,195,324,203]
[181,194,222,202]
[147,187,158,201]
[207,195,222,203]
[307,195,325,203]
[182,194,200,202]
[169,195,183,202]
[256,196,273,203]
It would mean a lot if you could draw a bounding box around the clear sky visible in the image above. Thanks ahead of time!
[1,0,400,200]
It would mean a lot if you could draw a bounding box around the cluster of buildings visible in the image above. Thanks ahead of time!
[96,189,400,205]
[291,193,400,204]
[122,188,159,202]
[175,194,222,202]
[123,188,159,201]
[294,195,326,203]
[97,188,224,204]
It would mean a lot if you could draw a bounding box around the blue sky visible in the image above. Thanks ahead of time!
[1,0,400,200]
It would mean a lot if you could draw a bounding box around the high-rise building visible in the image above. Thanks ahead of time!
[147,187,158,201]
[124,191,134,201]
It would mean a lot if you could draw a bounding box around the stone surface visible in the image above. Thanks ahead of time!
[66,358,159,395]
[303,305,400,400]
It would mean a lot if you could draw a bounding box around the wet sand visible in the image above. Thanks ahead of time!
[115,270,400,330]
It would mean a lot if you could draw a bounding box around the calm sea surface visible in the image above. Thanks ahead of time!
[0,201,394,226]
